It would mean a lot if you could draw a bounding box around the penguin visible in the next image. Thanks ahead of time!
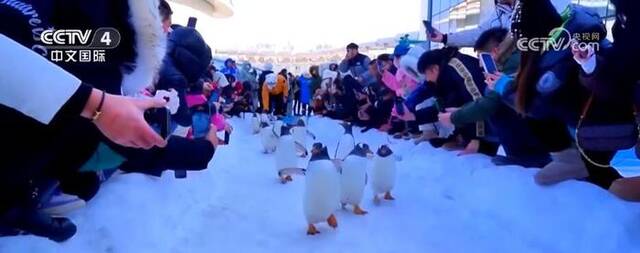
[371,145,397,204]
[273,119,284,138]
[340,143,373,215]
[275,125,307,184]
[304,143,340,235]
[260,122,278,154]
[290,119,316,156]
[334,122,355,161]
[251,112,261,134]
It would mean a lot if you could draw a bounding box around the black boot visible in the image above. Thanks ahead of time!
[1,208,76,242]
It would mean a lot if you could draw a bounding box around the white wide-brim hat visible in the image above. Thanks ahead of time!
[170,0,234,18]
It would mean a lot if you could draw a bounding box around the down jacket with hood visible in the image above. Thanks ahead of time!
[156,26,212,127]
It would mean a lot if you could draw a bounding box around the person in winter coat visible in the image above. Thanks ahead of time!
[309,65,325,115]
[0,0,170,241]
[415,47,499,156]
[438,27,552,168]
[359,60,396,132]
[339,43,371,81]
[221,58,238,78]
[428,0,570,48]
[157,27,213,131]
[262,74,289,116]
[298,72,313,116]
[257,63,275,112]
[503,0,611,188]
[573,0,640,199]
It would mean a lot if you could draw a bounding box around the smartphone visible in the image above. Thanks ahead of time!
[224,131,231,145]
[479,53,498,74]
[422,20,435,37]
[187,17,197,28]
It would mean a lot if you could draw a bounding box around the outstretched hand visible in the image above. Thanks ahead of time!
[84,90,168,149]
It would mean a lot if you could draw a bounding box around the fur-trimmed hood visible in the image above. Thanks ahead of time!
[121,0,167,96]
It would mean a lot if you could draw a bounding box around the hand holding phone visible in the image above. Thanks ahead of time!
[423,20,435,36]
[479,53,498,74]
[423,20,443,42]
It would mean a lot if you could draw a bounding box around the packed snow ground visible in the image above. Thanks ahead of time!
[2,116,640,253]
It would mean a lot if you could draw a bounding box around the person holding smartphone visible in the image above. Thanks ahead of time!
[427,0,570,48]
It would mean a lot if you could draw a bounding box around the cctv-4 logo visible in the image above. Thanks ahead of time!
[41,28,120,49]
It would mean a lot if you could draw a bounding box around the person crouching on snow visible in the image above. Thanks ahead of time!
[262,73,289,116]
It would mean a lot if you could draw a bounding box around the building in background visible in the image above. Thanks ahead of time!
[421,0,616,46]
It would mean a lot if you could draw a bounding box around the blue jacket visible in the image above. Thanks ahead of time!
[298,75,313,104]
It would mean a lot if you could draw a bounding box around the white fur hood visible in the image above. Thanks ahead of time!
[121,0,167,96]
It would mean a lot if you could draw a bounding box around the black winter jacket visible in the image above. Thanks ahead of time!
[156,27,212,127]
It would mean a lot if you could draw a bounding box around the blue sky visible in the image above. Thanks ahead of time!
[171,0,422,52]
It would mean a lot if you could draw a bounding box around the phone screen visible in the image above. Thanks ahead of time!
[422,20,435,36]
[480,53,498,74]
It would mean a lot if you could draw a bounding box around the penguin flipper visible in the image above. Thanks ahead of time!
[306,130,317,140]
[294,141,308,157]
[278,168,306,176]
[331,159,343,174]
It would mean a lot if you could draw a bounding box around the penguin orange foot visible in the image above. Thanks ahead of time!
[286,175,293,182]
[353,205,368,215]
[307,224,320,235]
[384,192,395,200]
[327,214,338,229]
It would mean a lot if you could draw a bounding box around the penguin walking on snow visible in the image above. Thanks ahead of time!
[304,143,340,235]
[260,122,278,154]
[275,125,307,184]
[340,143,373,215]
[334,122,355,161]
[290,119,316,155]
[251,112,261,134]
[371,145,397,204]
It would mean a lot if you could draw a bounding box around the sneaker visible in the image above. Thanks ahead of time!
[534,161,589,186]
[1,208,77,242]
[534,148,589,186]
[40,190,86,216]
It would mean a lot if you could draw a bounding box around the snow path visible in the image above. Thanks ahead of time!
[2,116,640,253]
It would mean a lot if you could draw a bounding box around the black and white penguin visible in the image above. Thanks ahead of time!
[275,125,306,184]
[334,122,355,161]
[340,143,373,215]
[251,112,261,134]
[290,119,316,154]
[260,121,277,154]
[304,143,340,235]
[371,145,397,204]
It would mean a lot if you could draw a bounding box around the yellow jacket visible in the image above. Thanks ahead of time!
[262,75,289,111]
